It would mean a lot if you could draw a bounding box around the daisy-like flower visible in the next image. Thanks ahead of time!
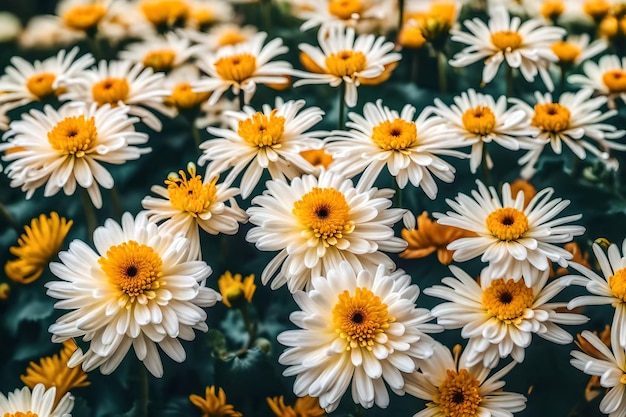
[0,47,94,111]
[246,171,406,292]
[569,54,626,109]
[326,100,465,198]
[425,265,588,368]
[192,32,292,106]
[404,342,527,417]
[435,180,585,286]
[141,162,247,261]
[56,0,114,33]
[18,15,82,50]
[1,103,150,209]
[427,88,537,174]
[162,64,211,117]
[119,32,194,73]
[571,328,626,417]
[46,212,221,377]
[0,384,74,417]
[294,24,401,108]
[511,88,626,179]
[449,6,565,90]
[296,0,397,32]
[139,0,190,29]
[189,386,242,417]
[60,59,173,131]
[4,212,73,284]
[185,0,235,30]
[266,395,325,417]
[277,262,440,412]
[186,23,257,52]
[199,98,325,199]
[550,33,607,69]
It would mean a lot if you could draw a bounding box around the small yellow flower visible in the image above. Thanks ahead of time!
[400,211,475,265]
[218,271,256,308]
[189,386,242,417]
[267,395,326,417]
[5,212,73,284]
[21,340,90,408]
[0,283,9,299]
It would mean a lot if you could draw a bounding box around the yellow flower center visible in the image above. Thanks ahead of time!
[609,267,626,302]
[166,82,210,110]
[165,164,218,216]
[214,53,257,83]
[292,187,355,247]
[190,7,214,26]
[99,240,163,300]
[371,118,417,152]
[482,278,535,323]
[584,0,611,20]
[325,50,367,78]
[437,369,482,417]
[62,4,107,31]
[532,103,571,133]
[26,73,57,99]
[140,0,189,27]
[462,106,496,136]
[602,69,626,93]
[541,0,565,19]
[551,41,582,63]
[490,30,523,51]
[485,207,529,241]
[238,110,285,148]
[300,149,333,169]
[332,287,394,351]
[217,31,248,47]
[3,412,39,417]
[328,0,364,20]
[142,49,177,72]
[47,115,97,157]
[92,77,130,106]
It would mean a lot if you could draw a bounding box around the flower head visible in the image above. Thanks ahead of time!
[119,32,194,73]
[296,0,396,32]
[5,212,73,284]
[140,0,190,28]
[550,34,607,68]
[46,212,221,377]
[217,271,256,308]
[267,395,326,417]
[0,384,74,417]
[57,0,112,32]
[569,54,626,109]
[277,262,440,412]
[189,386,242,417]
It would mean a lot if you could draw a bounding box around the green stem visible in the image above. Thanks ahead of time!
[505,64,513,96]
[86,32,102,62]
[190,123,202,153]
[338,83,346,130]
[398,0,405,32]
[80,189,97,240]
[559,65,566,95]
[437,49,448,94]
[234,304,257,356]
[393,181,402,207]
[238,88,245,111]
[410,49,420,84]
[0,200,18,231]
[109,185,122,218]
[261,0,272,33]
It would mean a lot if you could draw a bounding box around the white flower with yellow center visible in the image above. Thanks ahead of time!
[435,180,585,286]
[0,47,94,111]
[56,0,114,33]
[1,102,150,209]
[427,88,536,174]
[0,384,74,417]
[563,239,626,348]
[569,54,626,109]
[425,265,588,368]
[449,7,565,90]
[199,98,325,199]
[294,24,401,107]
[246,171,407,292]
[60,59,174,131]
[46,212,220,378]
[186,23,257,52]
[296,0,397,32]
[142,162,248,261]
[571,329,626,417]
[325,100,466,199]
[549,34,607,68]
[511,89,626,179]
[277,262,440,412]
[192,32,292,106]
[119,32,194,73]
[404,342,527,417]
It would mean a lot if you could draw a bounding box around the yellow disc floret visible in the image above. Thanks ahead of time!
[609,267,626,302]
[551,41,582,63]
[328,0,364,20]
[532,103,571,133]
[140,0,189,27]
[3,412,39,417]
[166,82,210,110]
[142,49,177,72]
[238,110,285,148]
[490,30,523,51]
[462,106,496,136]
[602,69,626,93]
[371,118,417,152]
[325,50,367,78]
[482,278,535,323]
[214,53,257,83]
[47,115,98,157]
[62,3,107,31]
[332,287,394,351]
[26,73,57,99]
[166,163,218,217]
[437,369,482,417]
[485,207,529,241]
[92,77,130,106]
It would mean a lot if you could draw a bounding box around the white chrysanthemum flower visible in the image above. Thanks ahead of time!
[449,7,565,90]
[119,32,194,73]
[511,89,626,179]
[60,59,174,131]
[277,262,440,412]
[569,54,626,109]
[246,171,407,292]
[1,102,150,209]
[563,239,626,347]
[192,32,292,105]
[425,265,588,368]
[142,162,248,261]
[199,98,325,199]
[550,33,607,67]
[0,384,73,417]
[294,24,401,107]
[186,23,257,52]
[571,329,626,417]
[0,47,94,111]
[46,212,221,378]
[427,88,536,174]
[295,0,397,32]
[435,180,585,286]
[404,342,527,417]
[195,95,239,129]
[160,64,211,118]
[55,0,116,33]
[325,99,466,199]
[185,0,235,30]
[18,15,83,50]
